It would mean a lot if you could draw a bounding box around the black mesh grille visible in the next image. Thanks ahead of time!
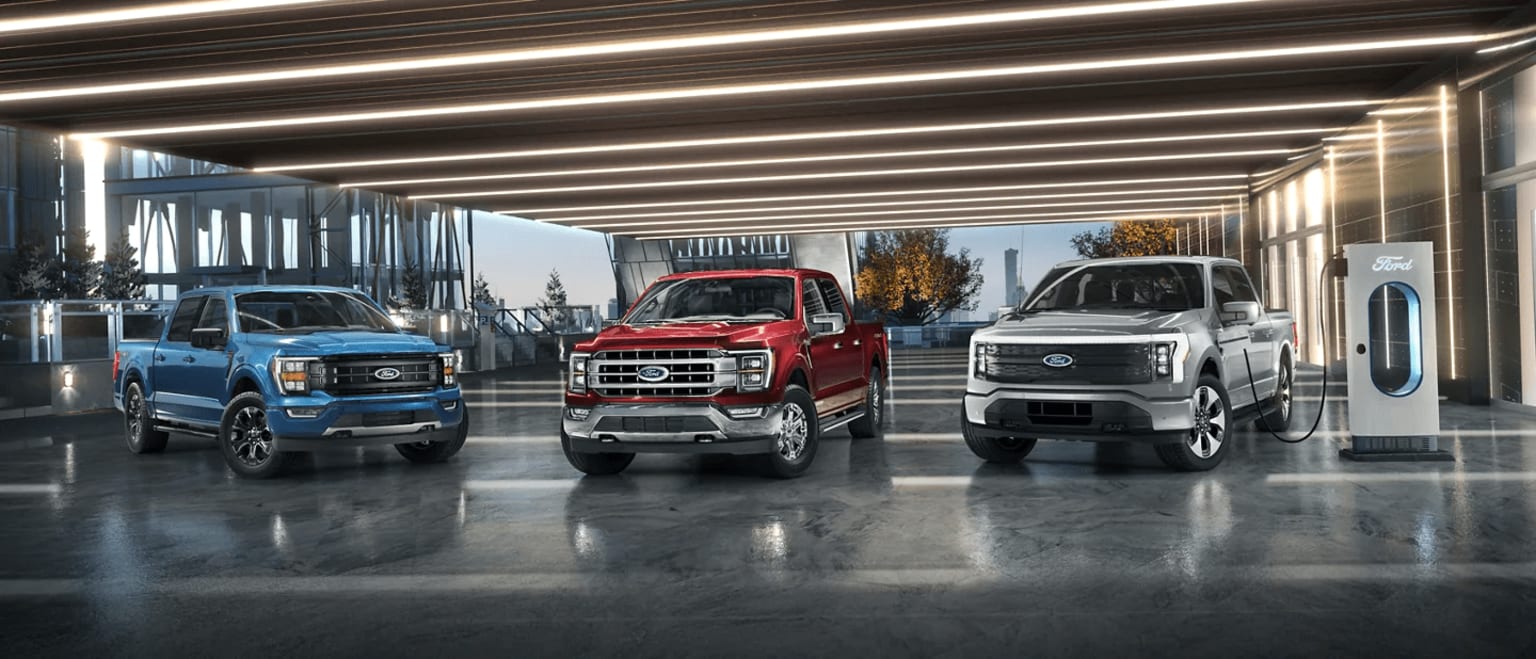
[983,344,1153,385]
[321,354,438,395]
[593,416,719,433]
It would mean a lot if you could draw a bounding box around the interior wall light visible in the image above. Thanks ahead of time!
[343,128,1330,189]
[5,0,1272,103]
[63,371,75,389]
[500,174,1249,215]
[0,0,334,35]
[413,149,1291,200]
[72,35,1484,140]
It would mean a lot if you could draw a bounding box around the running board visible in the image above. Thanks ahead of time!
[819,405,867,434]
[154,424,217,439]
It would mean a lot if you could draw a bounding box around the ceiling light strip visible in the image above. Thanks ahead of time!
[0,0,335,35]
[74,35,1485,140]
[499,175,1249,215]
[4,0,1273,102]
[575,195,1242,229]
[534,185,1248,222]
[342,128,1329,188]
[258,101,1372,173]
[615,205,1225,235]
[631,211,1219,240]
[413,149,1289,200]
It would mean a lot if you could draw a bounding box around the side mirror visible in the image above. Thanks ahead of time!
[191,327,228,350]
[1220,301,1262,325]
[809,313,846,337]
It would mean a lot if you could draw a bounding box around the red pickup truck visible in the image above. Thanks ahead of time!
[561,269,888,478]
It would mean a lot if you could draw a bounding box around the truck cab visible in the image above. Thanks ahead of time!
[561,269,887,478]
[113,286,467,478]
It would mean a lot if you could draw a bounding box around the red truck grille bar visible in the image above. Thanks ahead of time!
[590,349,728,397]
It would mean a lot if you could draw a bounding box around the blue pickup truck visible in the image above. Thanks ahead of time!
[113,286,467,478]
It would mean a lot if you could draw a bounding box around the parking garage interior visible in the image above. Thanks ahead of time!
[4,1,1536,656]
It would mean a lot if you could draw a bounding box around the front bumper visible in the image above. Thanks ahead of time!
[963,387,1193,444]
[268,389,465,451]
[562,402,784,455]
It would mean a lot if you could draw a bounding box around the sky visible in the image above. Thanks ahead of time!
[471,212,1108,316]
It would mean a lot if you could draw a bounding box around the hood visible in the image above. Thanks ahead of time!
[577,320,801,352]
[242,330,443,355]
[976,309,1202,341]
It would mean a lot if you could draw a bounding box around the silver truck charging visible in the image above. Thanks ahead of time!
[1339,242,1453,461]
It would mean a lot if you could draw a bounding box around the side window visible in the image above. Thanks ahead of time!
[801,279,827,317]
[196,297,228,332]
[1211,269,1238,306]
[166,297,205,343]
[1222,267,1261,304]
[814,278,847,320]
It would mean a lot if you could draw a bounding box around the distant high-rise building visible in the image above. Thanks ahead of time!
[1004,248,1021,308]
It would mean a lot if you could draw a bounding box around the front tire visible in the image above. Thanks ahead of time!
[561,429,635,475]
[757,385,819,478]
[1156,375,1232,471]
[123,381,169,454]
[961,410,1037,463]
[847,366,884,439]
[396,406,470,464]
[219,392,290,479]
[1255,361,1293,432]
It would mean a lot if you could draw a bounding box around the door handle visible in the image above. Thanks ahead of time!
[182,356,196,363]
[154,354,166,362]
[833,342,843,350]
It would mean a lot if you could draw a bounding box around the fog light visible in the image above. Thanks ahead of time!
[442,399,459,410]
[566,407,591,421]
[286,407,325,418]
[726,406,767,419]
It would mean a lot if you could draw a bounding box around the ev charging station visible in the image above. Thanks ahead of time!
[1340,242,1453,461]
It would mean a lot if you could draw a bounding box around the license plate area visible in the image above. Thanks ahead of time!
[363,411,413,427]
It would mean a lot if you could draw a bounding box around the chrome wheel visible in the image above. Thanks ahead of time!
[1188,385,1227,459]
[1277,365,1292,420]
[776,402,809,462]
[229,405,273,467]
[868,378,882,426]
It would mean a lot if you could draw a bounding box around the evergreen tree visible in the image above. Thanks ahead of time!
[100,236,147,300]
[472,272,497,307]
[5,237,55,300]
[399,259,428,309]
[538,268,569,332]
[51,227,103,299]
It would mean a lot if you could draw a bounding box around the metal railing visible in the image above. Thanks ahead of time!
[884,322,993,349]
[0,300,176,363]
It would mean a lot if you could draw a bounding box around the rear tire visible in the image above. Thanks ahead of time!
[1156,374,1232,471]
[1255,360,1293,432]
[396,406,470,464]
[123,381,169,454]
[848,366,884,439]
[219,392,290,479]
[756,385,819,478]
[561,429,635,475]
[961,410,1037,463]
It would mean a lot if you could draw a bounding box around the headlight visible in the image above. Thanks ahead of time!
[271,357,318,395]
[438,352,458,388]
[568,353,590,394]
[1151,341,1182,378]
[973,342,992,379]
[735,350,772,392]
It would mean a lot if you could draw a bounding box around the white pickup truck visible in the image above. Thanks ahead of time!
[963,256,1295,471]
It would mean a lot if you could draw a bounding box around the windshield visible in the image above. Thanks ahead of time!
[625,276,796,324]
[1022,262,1205,312]
[235,291,398,334]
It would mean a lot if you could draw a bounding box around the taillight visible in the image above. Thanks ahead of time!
[112,351,121,382]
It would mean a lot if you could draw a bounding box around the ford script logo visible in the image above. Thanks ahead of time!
[1042,353,1074,368]
[1372,256,1415,272]
[637,365,670,382]
[373,367,401,381]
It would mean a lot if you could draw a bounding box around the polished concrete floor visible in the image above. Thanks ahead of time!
[4,348,1536,657]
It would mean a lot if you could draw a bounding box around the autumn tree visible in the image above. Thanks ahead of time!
[856,228,983,326]
[1070,219,1180,259]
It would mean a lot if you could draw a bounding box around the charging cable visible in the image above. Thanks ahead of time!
[1240,254,1340,444]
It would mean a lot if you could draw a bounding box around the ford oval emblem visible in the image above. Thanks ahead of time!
[1042,353,1074,368]
[373,367,402,381]
[637,365,670,382]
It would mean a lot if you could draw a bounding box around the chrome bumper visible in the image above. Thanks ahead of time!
[562,402,784,453]
[964,387,1195,432]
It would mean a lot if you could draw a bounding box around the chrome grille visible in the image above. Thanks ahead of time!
[983,344,1153,385]
[591,349,726,397]
[321,354,438,395]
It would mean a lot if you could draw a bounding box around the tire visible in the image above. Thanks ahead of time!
[756,385,820,479]
[961,409,1037,463]
[1156,374,1233,471]
[1254,360,1293,432]
[847,366,884,439]
[396,405,470,464]
[123,381,169,454]
[218,392,291,479]
[561,429,635,476]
